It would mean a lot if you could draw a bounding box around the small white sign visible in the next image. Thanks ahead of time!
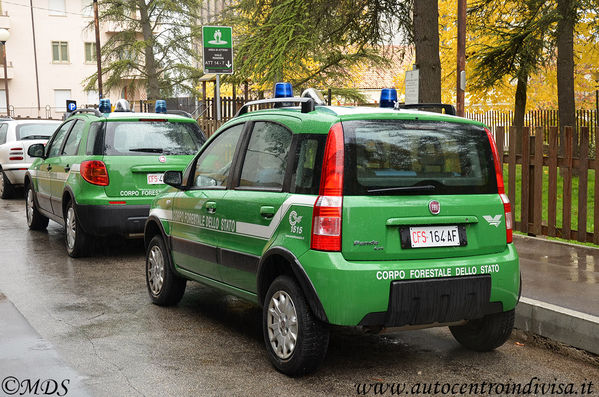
[409,225,460,248]
[147,173,164,185]
[405,70,419,105]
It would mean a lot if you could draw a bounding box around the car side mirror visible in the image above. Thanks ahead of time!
[163,170,183,189]
[28,143,45,158]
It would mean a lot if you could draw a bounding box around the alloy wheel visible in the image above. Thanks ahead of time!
[267,290,299,360]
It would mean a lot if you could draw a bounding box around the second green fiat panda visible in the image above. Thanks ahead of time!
[144,88,519,376]
[25,100,205,257]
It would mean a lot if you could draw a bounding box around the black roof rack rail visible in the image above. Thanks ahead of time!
[235,97,315,117]
[394,103,456,116]
[166,109,193,118]
[66,108,103,118]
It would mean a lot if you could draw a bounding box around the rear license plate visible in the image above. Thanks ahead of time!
[147,173,164,185]
[408,225,461,248]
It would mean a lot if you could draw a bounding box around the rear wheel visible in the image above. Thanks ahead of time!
[450,310,515,351]
[146,235,186,306]
[25,185,48,230]
[65,201,90,258]
[263,275,329,376]
[0,171,14,199]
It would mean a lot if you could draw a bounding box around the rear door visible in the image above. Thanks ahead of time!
[101,120,205,200]
[50,119,86,216]
[170,123,245,281]
[340,120,506,261]
[217,120,295,292]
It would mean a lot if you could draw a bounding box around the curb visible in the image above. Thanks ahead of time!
[515,297,599,355]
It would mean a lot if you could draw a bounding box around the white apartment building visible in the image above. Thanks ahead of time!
[0,0,145,119]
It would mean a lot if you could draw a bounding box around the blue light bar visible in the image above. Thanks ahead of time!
[380,88,397,108]
[155,100,167,113]
[99,98,111,113]
[274,82,293,98]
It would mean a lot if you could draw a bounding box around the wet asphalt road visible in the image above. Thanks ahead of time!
[0,196,598,397]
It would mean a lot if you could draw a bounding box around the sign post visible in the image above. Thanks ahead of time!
[202,26,233,122]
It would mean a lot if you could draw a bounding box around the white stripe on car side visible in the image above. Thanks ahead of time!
[151,194,316,240]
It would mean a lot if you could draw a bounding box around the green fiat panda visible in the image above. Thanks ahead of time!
[25,100,205,257]
[143,86,519,376]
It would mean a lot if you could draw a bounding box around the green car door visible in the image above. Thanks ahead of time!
[170,123,244,281]
[50,119,86,216]
[35,120,74,214]
[217,120,294,292]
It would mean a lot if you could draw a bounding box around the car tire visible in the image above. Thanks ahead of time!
[263,275,329,377]
[25,185,49,230]
[146,235,186,306]
[0,171,14,199]
[449,309,515,352]
[64,200,90,258]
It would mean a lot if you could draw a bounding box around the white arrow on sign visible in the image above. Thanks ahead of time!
[226,61,231,68]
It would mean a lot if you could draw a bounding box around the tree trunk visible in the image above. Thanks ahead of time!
[513,73,528,154]
[138,0,161,100]
[556,0,576,154]
[513,74,527,128]
[413,0,441,104]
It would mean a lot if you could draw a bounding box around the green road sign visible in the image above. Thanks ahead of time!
[202,26,233,74]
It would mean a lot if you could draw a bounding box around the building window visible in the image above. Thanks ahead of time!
[81,0,93,17]
[85,42,96,63]
[49,0,66,16]
[86,90,99,105]
[52,41,69,63]
[54,89,71,111]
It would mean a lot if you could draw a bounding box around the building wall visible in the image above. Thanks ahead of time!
[1,0,135,119]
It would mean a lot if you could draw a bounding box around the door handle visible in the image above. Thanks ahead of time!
[205,201,216,213]
[260,206,275,218]
[64,164,70,172]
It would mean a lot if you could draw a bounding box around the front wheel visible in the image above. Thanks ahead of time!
[25,185,49,230]
[0,171,14,199]
[146,235,186,306]
[65,201,90,258]
[263,275,329,376]
[449,309,515,351]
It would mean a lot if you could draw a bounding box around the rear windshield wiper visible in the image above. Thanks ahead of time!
[129,148,164,153]
[367,185,436,193]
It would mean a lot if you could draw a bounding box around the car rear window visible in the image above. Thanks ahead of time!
[102,121,205,156]
[16,124,57,140]
[342,120,497,195]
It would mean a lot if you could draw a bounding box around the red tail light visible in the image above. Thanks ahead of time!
[80,160,109,186]
[311,122,344,251]
[9,156,23,161]
[486,128,512,243]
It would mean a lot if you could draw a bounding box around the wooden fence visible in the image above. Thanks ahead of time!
[495,125,599,243]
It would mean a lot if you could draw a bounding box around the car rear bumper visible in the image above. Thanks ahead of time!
[298,244,520,326]
[2,167,30,185]
[74,203,150,236]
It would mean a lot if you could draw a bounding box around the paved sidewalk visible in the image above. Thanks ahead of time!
[0,294,90,397]
[514,235,599,354]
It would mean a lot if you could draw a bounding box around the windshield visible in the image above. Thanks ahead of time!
[342,120,497,195]
[103,121,205,156]
[16,124,57,140]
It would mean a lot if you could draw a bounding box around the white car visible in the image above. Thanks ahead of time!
[0,119,60,198]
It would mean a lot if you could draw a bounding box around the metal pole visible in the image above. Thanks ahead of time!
[93,0,103,99]
[456,0,466,117]
[2,43,9,117]
[29,0,41,118]
[216,74,221,121]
